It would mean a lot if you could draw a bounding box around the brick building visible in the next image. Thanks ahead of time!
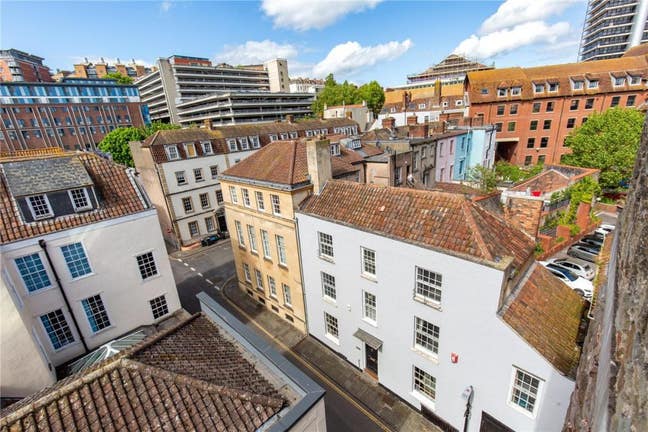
[0,78,147,152]
[71,57,156,79]
[0,49,53,83]
[465,45,648,165]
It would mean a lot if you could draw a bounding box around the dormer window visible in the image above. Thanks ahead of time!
[268,134,278,142]
[571,80,584,90]
[455,100,463,106]
[418,103,426,109]
[390,107,396,113]
[629,75,641,85]
[330,143,340,156]
[184,143,197,158]
[201,141,213,155]
[289,131,298,139]
[27,195,53,220]
[226,138,237,151]
[280,132,289,140]
[587,79,599,89]
[238,136,249,150]
[250,135,261,148]
[511,87,521,96]
[165,145,180,160]
[533,83,544,93]
[497,88,507,97]
[321,128,328,135]
[548,83,559,92]
[612,76,625,86]
[69,188,92,212]
[480,88,489,95]
[306,130,314,137]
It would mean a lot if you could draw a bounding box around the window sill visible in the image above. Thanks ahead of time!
[263,256,273,263]
[278,263,289,270]
[238,245,247,251]
[319,255,335,264]
[413,295,442,311]
[323,296,337,306]
[284,303,293,310]
[507,401,537,419]
[69,272,95,283]
[26,285,57,296]
[362,317,378,327]
[412,347,440,364]
[250,251,259,257]
[88,325,115,337]
[141,273,162,284]
[361,273,377,283]
[411,391,436,411]
[52,340,82,353]
[325,334,340,345]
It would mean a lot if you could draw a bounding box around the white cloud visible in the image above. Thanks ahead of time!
[480,0,574,33]
[160,1,172,12]
[215,40,298,65]
[452,0,578,60]
[261,0,382,31]
[312,39,412,78]
[454,21,570,59]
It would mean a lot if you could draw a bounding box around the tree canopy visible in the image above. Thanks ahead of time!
[98,121,180,167]
[311,74,385,117]
[562,108,644,189]
[103,72,134,85]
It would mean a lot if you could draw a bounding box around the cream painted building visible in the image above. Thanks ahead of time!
[0,149,180,398]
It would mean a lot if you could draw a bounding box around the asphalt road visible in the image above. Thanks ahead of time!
[169,240,384,432]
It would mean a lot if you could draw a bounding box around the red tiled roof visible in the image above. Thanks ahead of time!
[299,181,534,268]
[502,264,586,377]
[0,314,285,431]
[0,153,148,245]
[431,182,486,197]
[510,164,600,193]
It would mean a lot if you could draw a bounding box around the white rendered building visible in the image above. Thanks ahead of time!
[296,180,586,432]
[0,150,181,398]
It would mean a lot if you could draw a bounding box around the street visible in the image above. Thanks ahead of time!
[169,240,386,432]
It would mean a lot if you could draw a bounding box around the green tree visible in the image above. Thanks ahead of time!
[562,107,644,189]
[103,71,134,85]
[494,161,543,183]
[98,122,180,167]
[357,80,385,117]
[469,165,498,193]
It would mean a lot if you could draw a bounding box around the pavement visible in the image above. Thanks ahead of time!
[168,239,440,432]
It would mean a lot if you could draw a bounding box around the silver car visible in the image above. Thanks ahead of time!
[568,245,598,263]
[549,258,595,280]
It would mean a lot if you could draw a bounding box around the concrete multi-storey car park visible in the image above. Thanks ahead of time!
[0,77,147,152]
[296,181,586,432]
[0,148,180,399]
[136,55,306,125]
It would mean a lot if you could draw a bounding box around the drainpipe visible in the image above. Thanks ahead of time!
[38,239,89,353]
[463,385,474,432]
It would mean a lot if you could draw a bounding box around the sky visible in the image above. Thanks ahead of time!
[1,0,588,87]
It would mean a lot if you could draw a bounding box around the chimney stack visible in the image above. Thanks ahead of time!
[382,117,396,130]
[307,138,333,195]
[409,124,429,138]
[407,115,418,126]
[203,119,212,130]
[286,114,294,124]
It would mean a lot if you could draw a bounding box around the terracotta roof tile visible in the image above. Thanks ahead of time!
[299,181,534,268]
[510,164,600,193]
[0,314,285,431]
[502,264,586,377]
[0,153,148,245]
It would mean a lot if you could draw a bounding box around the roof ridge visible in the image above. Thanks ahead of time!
[461,199,493,261]
[125,312,203,358]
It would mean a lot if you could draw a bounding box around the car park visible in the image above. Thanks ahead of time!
[568,244,599,263]
[548,258,596,280]
[544,265,594,299]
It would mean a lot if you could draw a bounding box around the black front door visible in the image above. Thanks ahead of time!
[217,214,228,233]
[365,344,378,376]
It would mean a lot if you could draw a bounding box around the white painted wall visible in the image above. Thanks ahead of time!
[296,213,575,432]
[0,210,181,370]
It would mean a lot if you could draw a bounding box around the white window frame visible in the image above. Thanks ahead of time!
[361,247,376,278]
[235,221,245,247]
[280,132,289,140]
[548,82,559,92]
[241,188,251,207]
[261,230,272,259]
[255,191,265,211]
[321,272,336,301]
[39,309,75,351]
[571,80,584,90]
[199,192,210,209]
[414,316,440,356]
[175,171,187,186]
[324,312,339,343]
[507,367,543,418]
[628,75,641,85]
[194,168,203,182]
[60,242,93,280]
[27,194,53,220]
[205,216,215,232]
[510,87,521,96]
[182,197,193,213]
[229,185,238,204]
[268,276,277,298]
[414,266,443,305]
[210,165,219,179]
[412,366,436,405]
[247,225,258,253]
[497,88,507,97]
[276,235,287,266]
[243,263,251,282]
[68,188,92,212]
[249,135,261,148]
[165,145,180,160]
[201,141,213,154]
[318,232,334,260]
[268,134,278,142]
[188,220,199,237]
[612,76,625,87]
[226,138,237,151]
[184,142,197,158]
[363,291,377,324]
[289,131,298,139]
[330,143,340,156]
[271,194,281,216]
[587,79,599,89]
[282,283,292,306]
[254,268,264,291]
[81,294,112,334]
[238,136,250,150]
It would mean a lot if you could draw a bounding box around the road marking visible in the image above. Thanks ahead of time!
[205,279,213,285]
[218,286,392,432]
[190,267,196,271]
[197,272,203,277]
[183,262,189,267]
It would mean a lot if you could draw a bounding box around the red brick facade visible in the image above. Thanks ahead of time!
[466,48,648,165]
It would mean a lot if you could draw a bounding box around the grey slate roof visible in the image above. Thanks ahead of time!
[2,157,93,197]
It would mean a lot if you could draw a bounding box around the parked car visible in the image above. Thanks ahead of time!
[544,265,594,299]
[575,241,601,253]
[580,237,604,248]
[568,244,599,263]
[595,224,615,236]
[548,258,596,280]
[201,234,221,247]
[583,234,604,245]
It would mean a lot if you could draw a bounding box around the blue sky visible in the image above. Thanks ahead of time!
[1,0,588,87]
